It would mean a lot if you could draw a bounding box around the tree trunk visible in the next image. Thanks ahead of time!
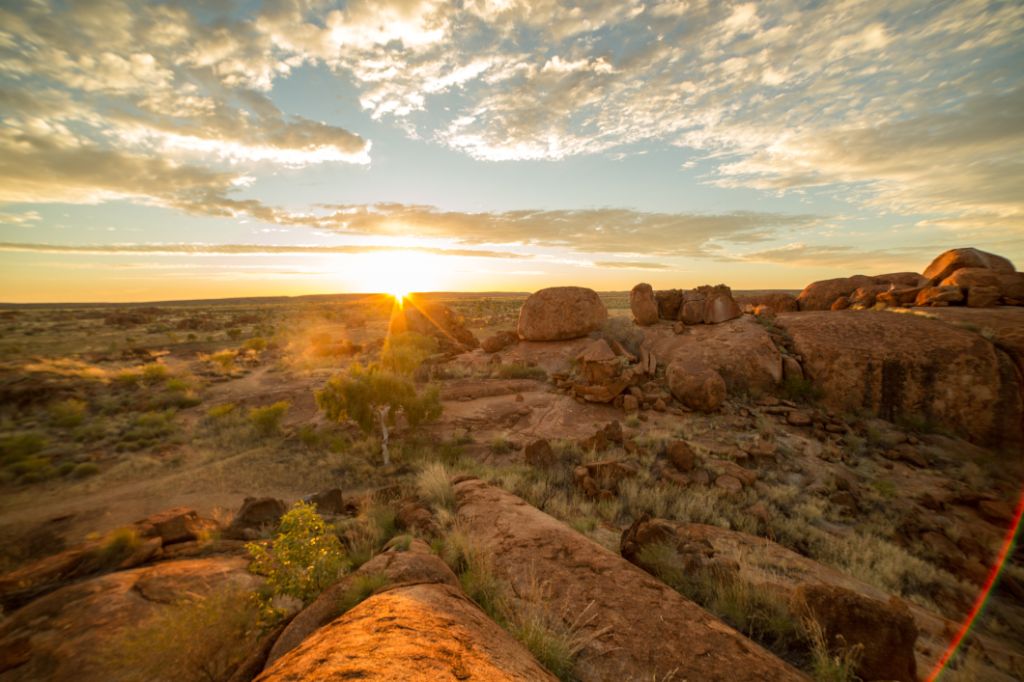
[377,405,391,466]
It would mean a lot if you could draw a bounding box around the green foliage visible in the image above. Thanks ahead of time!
[244,336,267,351]
[316,364,442,435]
[489,436,515,455]
[806,620,863,682]
[337,502,399,569]
[247,501,346,605]
[118,410,177,450]
[141,363,170,384]
[207,349,237,373]
[381,332,438,375]
[48,398,88,428]
[227,327,243,340]
[248,401,290,438]
[89,527,142,569]
[70,462,100,479]
[495,363,547,381]
[206,402,237,419]
[781,375,822,403]
[103,586,260,682]
[1,431,48,464]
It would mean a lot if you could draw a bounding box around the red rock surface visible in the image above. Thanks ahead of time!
[776,311,1022,446]
[453,478,806,681]
[257,583,557,682]
[517,286,608,341]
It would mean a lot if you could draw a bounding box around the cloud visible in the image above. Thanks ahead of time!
[0,241,528,259]
[0,211,42,226]
[302,203,822,256]
[593,261,670,270]
[739,243,949,272]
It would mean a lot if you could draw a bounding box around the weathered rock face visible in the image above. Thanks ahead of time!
[224,497,287,539]
[0,558,260,682]
[734,292,799,314]
[258,573,556,681]
[482,330,518,353]
[923,247,1015,284]
[914,285,963,307]
[264,539,462,668]
[704,293,742,324]
[453,479,805,682]
[680,297,705,324]
[630,283,660,325]
[517,287,608,341]
[666,360,726,412]
[576,338,620,384]
[390,299,480,351]
[776,311,1023,446]
[797,273,928,311]
[791,584,918,682]
[645,317,783,393]
[618,520,979,680]
[654,289,683,320]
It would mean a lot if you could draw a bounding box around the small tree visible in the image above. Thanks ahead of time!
[246,501,346,606]
[316,364,441,465]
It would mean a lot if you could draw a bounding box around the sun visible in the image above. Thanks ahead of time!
[353,249,440,299]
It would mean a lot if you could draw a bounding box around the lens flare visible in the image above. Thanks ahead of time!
[927,486,1024,680]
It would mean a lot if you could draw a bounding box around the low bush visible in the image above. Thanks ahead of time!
[247,501,347,608]
[249,401,290,438]
[316,364,442,435]
[417,462,455,510]
[48,398,88,428]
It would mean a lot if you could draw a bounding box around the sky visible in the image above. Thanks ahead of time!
[1,0,1022,302]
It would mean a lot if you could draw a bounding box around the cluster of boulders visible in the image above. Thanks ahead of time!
[798,247,1022,311]
[630,282,741,327]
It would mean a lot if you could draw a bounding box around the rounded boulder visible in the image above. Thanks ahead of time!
[517,286,608,341]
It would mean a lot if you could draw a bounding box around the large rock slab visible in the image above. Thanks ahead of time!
[923,247,1015,284]
[453,479,805,681]
[258,582,556,682]
[264,538,459,667]
[517,287,608,341]
[0,557,259,682]
[644,316,783,393]
[622,520,1021,682]
[776,311,1022,446]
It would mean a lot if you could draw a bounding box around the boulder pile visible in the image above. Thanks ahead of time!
[797,247,1022,311]
[630,283,741,326]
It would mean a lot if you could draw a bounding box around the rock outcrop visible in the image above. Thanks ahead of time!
[629,283,660,325]
[666,359,727,412]
[775,311,1023,446]
[791,584,918,682]
[482,330,518,353]
[796,273,927,311]
[0,557,260,682]
[389,298,480,352]
[644,316,782,393]
[453,478,806,681]
[258,539,556,682]
[517,287,608,341]
[923,247,1015,284]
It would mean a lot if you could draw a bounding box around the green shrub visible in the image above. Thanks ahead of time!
[206,403,237,419]
[781,375,822,403]
[119,410,176,450]
[249,401,290,438]
[244,337,267,352]
[102,586,260,682]
[141,363,170,384]
[227,328,243,340]
[0,432,48,464]
[48,398,88,428]
[496,363,547,381]
[247,501,346,606]
[207,350,237,373]
[89,527,142,569]
[71,462,101,479]
[381,332,438,375]
[316,364,442,435]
